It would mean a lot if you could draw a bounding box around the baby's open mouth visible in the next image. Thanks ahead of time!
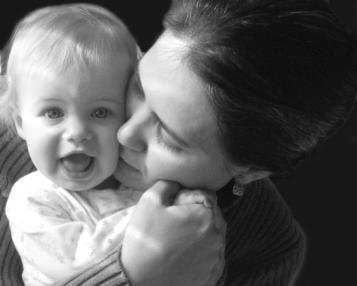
[61,154,94,173]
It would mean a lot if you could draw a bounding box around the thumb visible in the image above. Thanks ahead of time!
[144,180,181,206]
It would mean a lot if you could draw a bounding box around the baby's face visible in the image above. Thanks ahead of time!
[14,58,132,191]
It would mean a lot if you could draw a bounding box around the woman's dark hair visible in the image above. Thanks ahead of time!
[164,0,357,175]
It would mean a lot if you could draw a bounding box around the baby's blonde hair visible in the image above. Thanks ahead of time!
[0,3,138,131]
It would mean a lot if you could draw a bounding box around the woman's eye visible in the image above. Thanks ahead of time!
[156,124,182,153]
[44,108,64,119]
[92,108,111,118]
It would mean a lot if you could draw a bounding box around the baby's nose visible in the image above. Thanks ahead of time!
[63,118,94,144]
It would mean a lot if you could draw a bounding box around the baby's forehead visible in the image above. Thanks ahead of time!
[18,49,132,80]
[18,60,126,93]
[10,29,137,78]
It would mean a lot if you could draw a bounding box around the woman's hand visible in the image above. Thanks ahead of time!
[121,181,226,286]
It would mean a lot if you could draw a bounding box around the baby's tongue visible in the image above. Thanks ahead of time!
[62,154,91,172]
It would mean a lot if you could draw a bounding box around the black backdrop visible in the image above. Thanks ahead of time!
[0,1,356,285]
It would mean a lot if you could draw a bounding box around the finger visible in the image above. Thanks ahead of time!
[143,180,181,206]
[174,190,215,208]
[168,203,218,236]
[195,190,215,208]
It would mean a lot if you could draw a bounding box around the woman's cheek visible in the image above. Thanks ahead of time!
[145,145,187,184]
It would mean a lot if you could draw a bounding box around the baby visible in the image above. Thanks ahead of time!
[0,4,216,286]
[0,3,141,285]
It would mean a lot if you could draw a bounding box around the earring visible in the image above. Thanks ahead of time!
[232,177,245,197]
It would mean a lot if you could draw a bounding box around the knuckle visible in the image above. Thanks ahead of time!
[141,189,159,204]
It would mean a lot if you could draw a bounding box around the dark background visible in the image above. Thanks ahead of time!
[1,1,356,285]
[274,1,357,285]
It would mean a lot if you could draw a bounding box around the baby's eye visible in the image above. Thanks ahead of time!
[44,108,64,119]
[92,107,111,118]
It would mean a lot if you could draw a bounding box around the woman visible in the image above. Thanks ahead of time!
[115,0,357,285]
[1,0,357,285]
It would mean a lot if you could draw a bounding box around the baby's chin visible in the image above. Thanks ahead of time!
[55,180,94,191]
[49,174,106,192]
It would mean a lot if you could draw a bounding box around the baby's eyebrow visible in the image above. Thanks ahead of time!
[96,98,122,104]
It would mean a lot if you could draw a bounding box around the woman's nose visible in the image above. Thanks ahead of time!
[117,110,147,152]
[63,116,93,144]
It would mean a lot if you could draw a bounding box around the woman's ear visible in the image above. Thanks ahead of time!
[233,166,271,185]
[13,113,25,139]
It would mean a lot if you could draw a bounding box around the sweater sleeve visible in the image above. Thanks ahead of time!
[0,127,35,197]
[61,249,130,286]
[226,233,306,286]
[221,178,306,286]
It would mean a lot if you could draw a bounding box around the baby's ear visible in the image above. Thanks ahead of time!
[13,114,25,139]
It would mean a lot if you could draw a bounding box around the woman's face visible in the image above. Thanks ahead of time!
[115,32,241,191]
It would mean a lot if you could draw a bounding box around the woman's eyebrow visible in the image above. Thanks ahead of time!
[160,119,190,148]
[133,66,145,98]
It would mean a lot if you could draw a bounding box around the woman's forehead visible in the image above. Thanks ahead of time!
[138,33,220,147]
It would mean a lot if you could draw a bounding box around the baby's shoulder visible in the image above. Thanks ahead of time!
[9,171,63,208]
[12,170,51,190]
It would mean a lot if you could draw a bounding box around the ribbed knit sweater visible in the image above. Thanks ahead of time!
[0,126,305,286]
